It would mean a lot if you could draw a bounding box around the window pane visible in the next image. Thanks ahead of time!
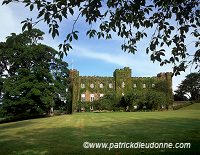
[122,82,125,88]
[81,83,85,88]
[90,83,94,88]
[100,83,103,88]
[100,94,104,97]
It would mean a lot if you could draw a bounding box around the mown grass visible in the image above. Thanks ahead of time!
[0,104,200,155]
[179,102,200,110]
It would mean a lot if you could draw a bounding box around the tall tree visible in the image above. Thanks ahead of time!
[175,72,200,101]
[0,29,69,118]
[2,0,200,75]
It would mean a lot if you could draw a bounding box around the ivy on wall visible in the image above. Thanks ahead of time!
[70,67,173,112]
[79,76,115,94]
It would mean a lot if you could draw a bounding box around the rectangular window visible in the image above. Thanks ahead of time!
[90,94,95,102]
[81,83,85,88]
[109,83,113,88]
[100,94,104,97]
[122,82,125,88]
[100,83,103,88]
[81,94,86,102]
[90,83,94,88]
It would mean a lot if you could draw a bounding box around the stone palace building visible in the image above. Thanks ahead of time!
[69,67,172,111]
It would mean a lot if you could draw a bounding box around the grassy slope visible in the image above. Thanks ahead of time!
[0,105,200,155]
[179,103,200,110]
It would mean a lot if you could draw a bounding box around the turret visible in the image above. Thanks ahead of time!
[69,69,80,113]
[157,72,173,102]
[157,72,172,88]
[113,67,132,97]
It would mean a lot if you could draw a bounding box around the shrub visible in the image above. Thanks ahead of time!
[122,90,169,111]
[145,91,168,110]
[75,90,171,112]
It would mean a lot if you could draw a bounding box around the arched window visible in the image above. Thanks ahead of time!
[90,83,94,88]
[109,83,113,88]
[122,82,125,88]
[81,94,86,102]
[99,83,103,88]
[100,94,104,97]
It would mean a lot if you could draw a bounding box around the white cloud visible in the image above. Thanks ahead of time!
[0,4,61,49]
[71,45,172,74]
[69,45,194,92]
[0,5,22,42]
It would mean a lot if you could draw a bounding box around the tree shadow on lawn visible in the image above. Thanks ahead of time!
[0,117,200,155]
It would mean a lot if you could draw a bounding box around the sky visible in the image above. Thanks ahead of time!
[0,2,197,92]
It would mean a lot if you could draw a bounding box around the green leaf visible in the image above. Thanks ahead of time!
[55,29,59,36]
[175,57,179,62]
[146,47,149,54]
[150,42,155,51]
[170,57,175,63]
[69,8,74,15]
[27,23,32,31]
[2,0,10,5]
[58,44,62,50]
[60,52,64,59]
[169,26,174,30]
[73,32,78,40]
[69,36,72,42]
[150,54,155,61]
[66,34,71,41]
[30,4,34,11]
[22,23,27,32]
[172,7,178,13]
[52,31,56,39]
[191,24,197,28]
[38,9,45,18]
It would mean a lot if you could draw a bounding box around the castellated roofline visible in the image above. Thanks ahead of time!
[71,67,172,78]
[157,72,172,78]
[133,76,157,79]
[80,76,113,78]
[69,69,78,72]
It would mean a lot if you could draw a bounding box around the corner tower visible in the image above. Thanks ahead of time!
[69,69,80,113]
[113,67,132,97]
[157,72,173,101]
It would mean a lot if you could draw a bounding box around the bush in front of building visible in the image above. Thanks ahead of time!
[75,90,171,112]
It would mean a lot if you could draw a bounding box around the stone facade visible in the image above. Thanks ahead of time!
[69,67,172,111]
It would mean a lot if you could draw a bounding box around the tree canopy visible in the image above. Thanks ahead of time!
[0,29,70,118]
[175,72,200,101]
[2,0,200,75]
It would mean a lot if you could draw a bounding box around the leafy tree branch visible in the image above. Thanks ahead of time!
[2,0,200,75]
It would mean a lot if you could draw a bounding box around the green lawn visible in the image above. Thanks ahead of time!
[179,102,200,110]
[0,104,200,155]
